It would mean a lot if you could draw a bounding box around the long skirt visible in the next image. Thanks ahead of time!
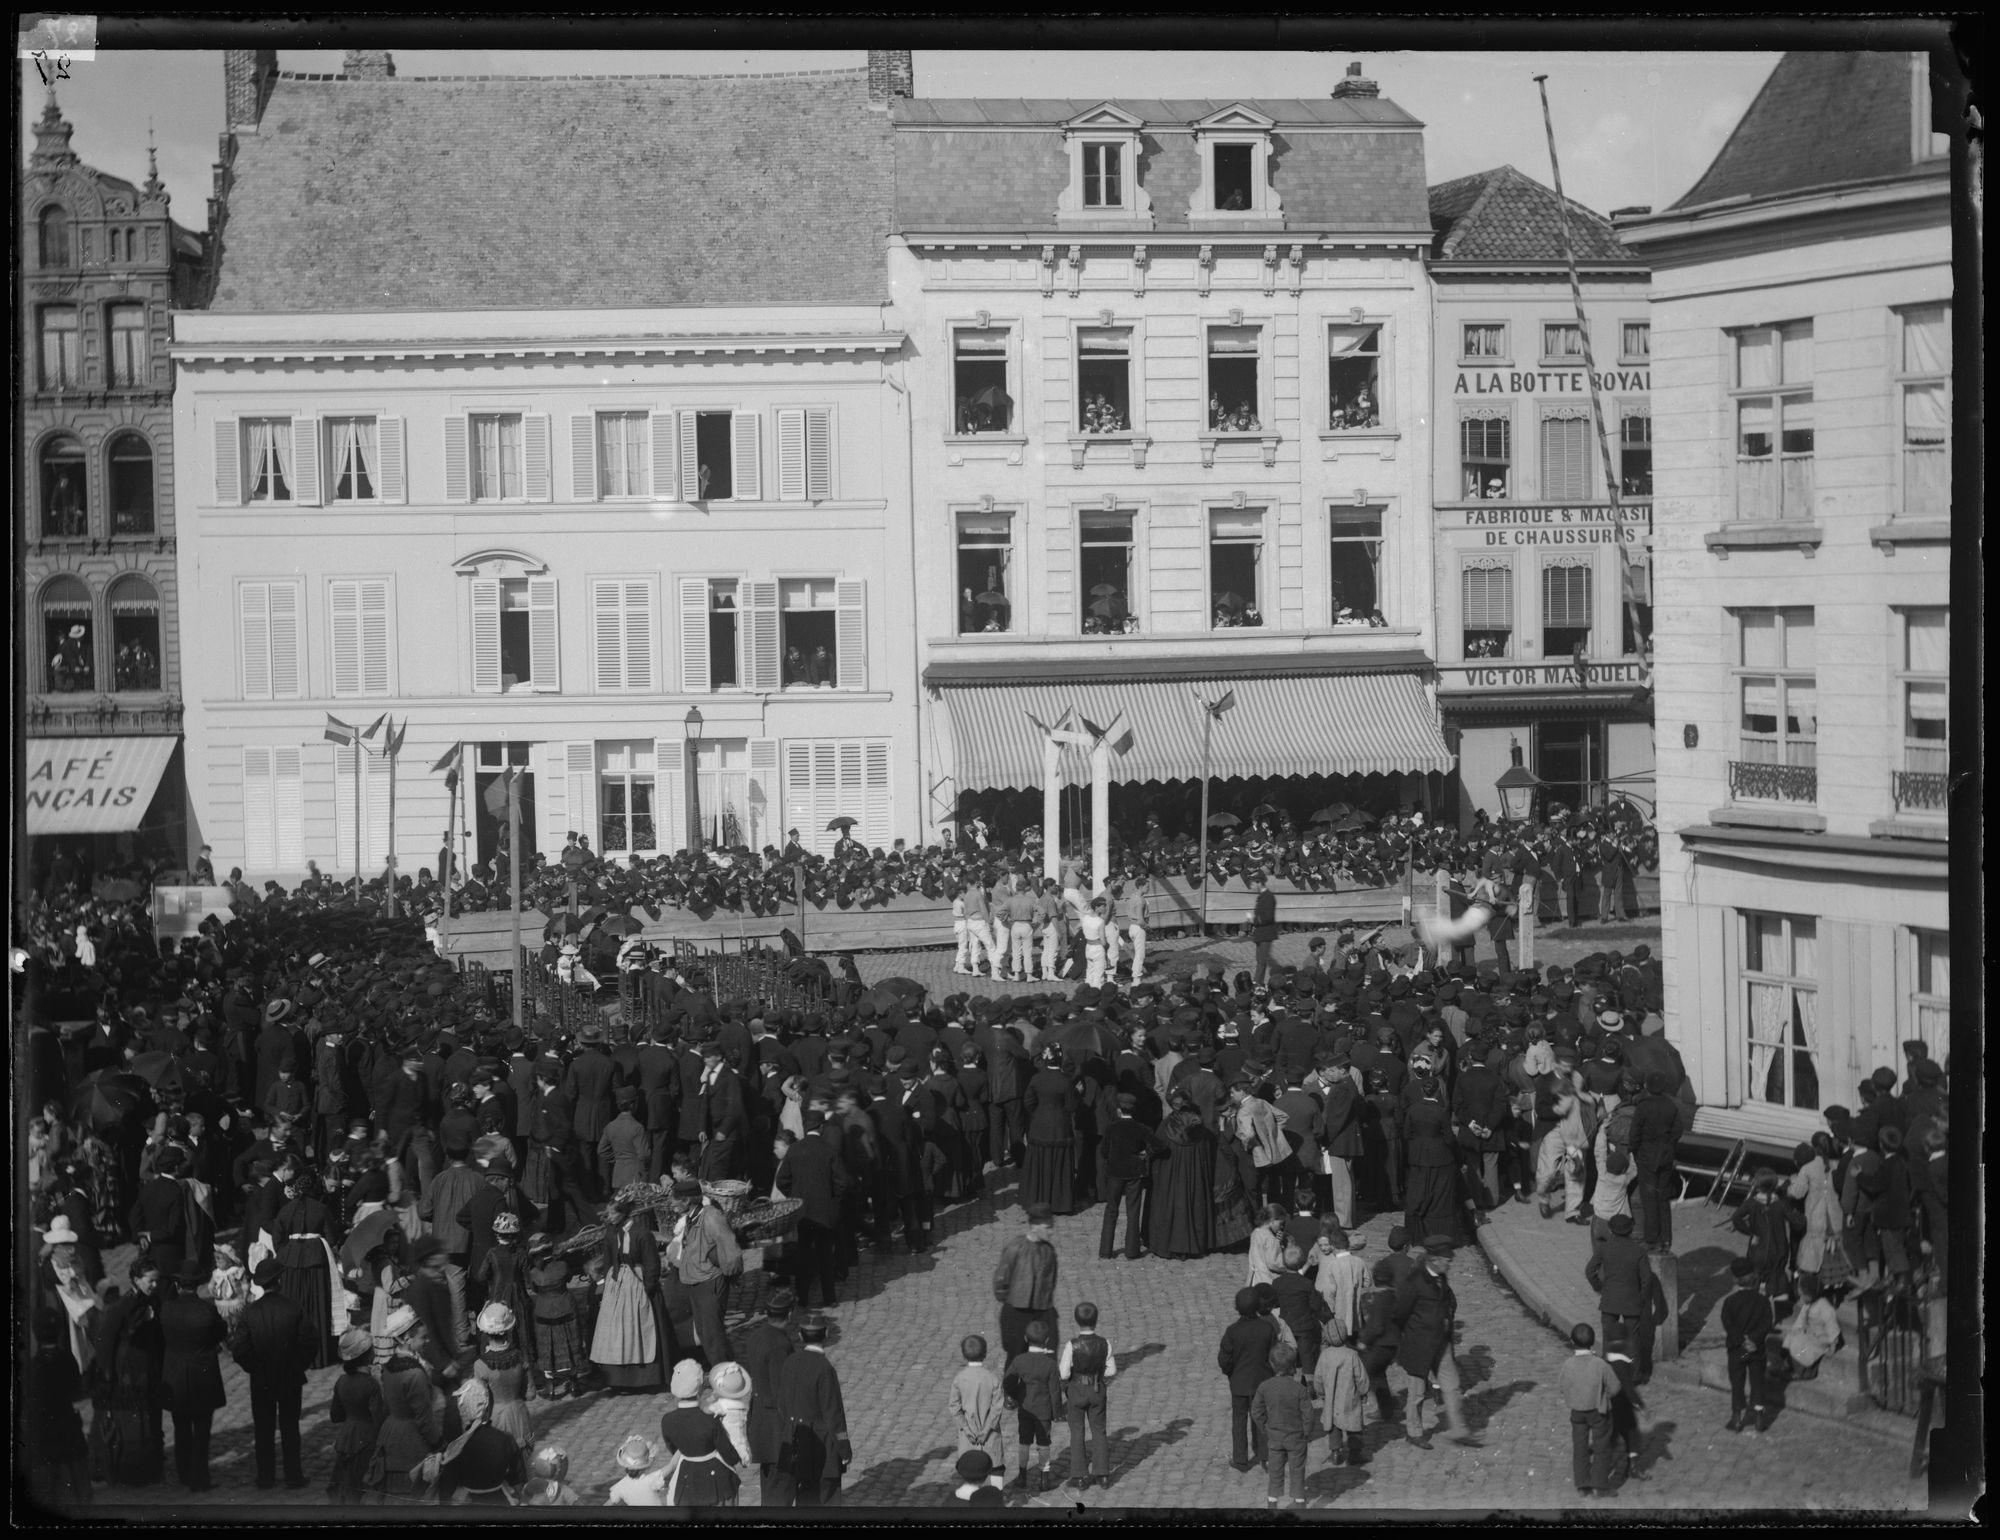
[1403,1161,1464,1246]
[1020,1139,1076,1215]
[531,1311,590,1384]
[275,1238,337,1369]
[1148,1141,1216,1259]
[1213,1149,1256,1249]
[590,1265,666,1389]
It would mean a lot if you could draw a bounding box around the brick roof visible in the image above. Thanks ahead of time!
[891,99,1430,234]
[1671,52,1924,210]
[211,70,893,312]
[1428,165,1634,264]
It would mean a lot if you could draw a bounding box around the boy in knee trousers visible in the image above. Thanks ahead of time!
[1002,1316,1063,1491]
[1312,1322,1370,1467]
[949,1334,1005,1469]
[1249,1342,1313,1509]
[1058,1301,1116,1490]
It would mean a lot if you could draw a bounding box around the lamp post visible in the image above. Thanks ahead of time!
[683,705,704,854]
[1496,737,1541,824]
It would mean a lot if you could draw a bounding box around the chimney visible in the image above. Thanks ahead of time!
[867,49,913,103]
[342,49,396,80]
[223,48,279,131]
[1332,61,1380,100]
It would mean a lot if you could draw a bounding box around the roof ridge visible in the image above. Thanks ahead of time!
[275,65,869,84]
[1441,166,1509,259]
[1671,55,1785,211]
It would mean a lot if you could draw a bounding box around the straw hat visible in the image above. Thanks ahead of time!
[669,1358,706,1399]
[707,1361,751,1400]
[338,1326,374,1363]
[476,1302,516,1337]
[615,1435,655,1472]
[40,1217,82,1249]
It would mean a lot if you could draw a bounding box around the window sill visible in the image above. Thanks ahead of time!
[1708,804,1827,833]
[1618,357,1651,368]
[1184,209,1286,229]
[1868,815,1949,842]
[1056,209,1155,230]
[1198,431,1280,469]
[1067,434,1151,470]
[1704,522,1824,558]
[945,433,1027,467]
[1539,358,1590,370]
[1457,359,1513,370]
[1319,429,1398,462]
[1869,518,1951,552]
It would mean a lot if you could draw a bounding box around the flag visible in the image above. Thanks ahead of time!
[1079,715,1105,740]
[1104,712,1135,756]
[430,742,459,774]
[324,714,356,746]
[386,717,407,758]
[482,766,516,820]
[1206,689,1236,720]
[361,712,388,741]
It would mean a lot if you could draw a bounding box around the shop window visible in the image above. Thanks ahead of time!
[40,434,87,537]
[1329,509,1383,626]
[41,577,95,693]
[1541,560,1593,658]
[1460,415,1511,501]
[781,578,838,688]
[953,329,1013,434]
[109,575,162,692]
[1734,321,1814,522]
[957,513,1013,634]
[1207,326,1262,431]
[1078,328,1132,433]
[1619,413,1652,498]
[1327,325,1381,430]
[1742,911,1820,1111]
[1079,511,1136,634]
[108,433,155,534]
[108,302,147,387]
[1462,564,1512,658]
[1209,509,1264,628]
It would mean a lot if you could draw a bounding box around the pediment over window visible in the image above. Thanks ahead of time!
[1190,103,1276,133]
[1061,102,1146,133]
[1056,105,1153,227]
[452,547,549,579]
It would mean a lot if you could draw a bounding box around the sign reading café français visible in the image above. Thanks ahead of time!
[1442,659,1650,691]
[1442,504,1650,547]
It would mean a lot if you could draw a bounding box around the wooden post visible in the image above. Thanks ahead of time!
[385,732,399,919]
[1197,705,1213,936]
[1042,735,1063,887]
[1517,876,1536,970]
[1090,738,1111,896]
[508,769,523,1031]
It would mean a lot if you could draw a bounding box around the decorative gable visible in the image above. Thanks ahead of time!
[1187,103,1284,227]
[1190,103,1277,133]
[1056,102,1153,228]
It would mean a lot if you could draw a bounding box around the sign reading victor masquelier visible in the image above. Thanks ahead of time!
[24,737,178,834]
[1440,659,1649,691]
[1439,504,1650,546]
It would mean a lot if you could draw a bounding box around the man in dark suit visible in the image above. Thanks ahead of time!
[1393,1239,1477,1448]
[1249,875,1280,989]
[1584,1213,1657,1380]
[1627,1072,1686,1255]
[1717,1258,1775,1433]
[458,1152,535,1302]
[1217,1286,1280,1471]
[773,1314,851,1506]
[129,1147,195,1282]
[1098,1093,1166,1260]
[874,1060,935,1253]
[739,1290,797,1503]
[1453,1050,1511,1213]
[158,1263,229,1491]
[637,1025,683,1181]
[380,1044,436,1186]
[776,1116,854,1309]
[562,1024,618,1200]
[229,1257,317,1488]
[1320,1061,1365,1229]
[698,1042,750,1181]
[1273,1072,1326,1214]
[528,1059,590,1235]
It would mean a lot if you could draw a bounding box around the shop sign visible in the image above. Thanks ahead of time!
[1441,504,1650,546]
[1441,659,1649,691]
[1454,368,1650,395]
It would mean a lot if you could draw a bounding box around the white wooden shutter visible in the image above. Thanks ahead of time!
[240,583,271,700]
[270,581,302,699]
[443,415,470,503]
[214,419,241,506]
[329,580,361,697]
[302,745,336,862]
[565,743,597,850]
[863,740,891,851]
[649,410,675,502]
[1541,416,1589,501]
[360,580,390,695]
[835,579,867,690]
[523,414,552,502]
[747,738,779,854]
[654,737,688,853]
[838,742,866,848]
[570,414,598,503]
[678,577,711,692]
[592,580,624,693]
[623,578,654,691]
[471,578,502,694]
[528,578,559,692]
[679,412,701,501]
[784,742,816,855]
[731,411,761,501]
[291,418,322,506]
[742,580,780,692]
[806,407,832,501]
[776,408,807,502]
[334,744,357,870]
[242,747,275,871]
[366,749,392,870]
[376,416,406,503]
[1464,567,1512,630]
[534,744,566,860]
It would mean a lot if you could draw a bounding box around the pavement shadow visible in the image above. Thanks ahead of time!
[1457,1342,1499,1390]
[1633,1416,1678,1479]
[847,1443,957,1506]
[1106,1414,1193,1481]
[1461,1376,1538,1435]
[1304,1459,1372,1508]
[1674,1245,1739,1344]
[1116,1340,1169,1372]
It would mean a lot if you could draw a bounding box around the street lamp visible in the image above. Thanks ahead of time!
[1495,737,1541,823]
[683,705,704,853]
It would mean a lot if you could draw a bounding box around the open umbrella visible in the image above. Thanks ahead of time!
[975,590,1011,609]
[1205,812,1241,830]
[72,1071,152,1130]
[1249,803,1282,821]
[969,383,1012,421]
[1089,594,1125,620]
[1089,583,1123,597]
[129,1051,190,1098]
[338,1206,405,1273]
[825,816,859,832]
[1308,805,1349,825]
[1047,1017,1119,1060]
[873,976,927,1004]
[599,913,644,937]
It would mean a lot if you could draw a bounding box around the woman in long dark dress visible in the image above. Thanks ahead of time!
[1147,1104,1216,1260]
[271,1178,341,1369]
[1212,1126,1258,1249]
[588,1203,670,1392]
[1401,1078,1465,1244]
[1019,1049,1078,1215]
[656,1358,743,1507]
[923,1052,978,1202]
[955,1048,991,1193]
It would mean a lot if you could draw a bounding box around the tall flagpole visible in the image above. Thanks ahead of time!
[1197,697,1213,938]
[352,739,363,907]
[508,767,523,1030]
[385,718,399,919]
[1534,73,1650,682]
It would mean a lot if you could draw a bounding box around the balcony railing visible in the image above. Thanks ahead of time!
[1728,759,1817,804]
[1892,769,1948,813]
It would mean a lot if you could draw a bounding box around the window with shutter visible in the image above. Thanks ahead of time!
[534,743,567,860]
[1541,560,1593,656]
[747,739,778,855]
[776,409,807,502]
[1462,564,1513,659]
[835,579,866,690]
[863,741,891,850]
[784,742,815,854]
[376,416,406,503]
[838,743,866,845]
[623,579,653,691]
[471,578,502,694]
[270,582,302,699]
[214,419,242,505]
[678,577,711,693]
[565,743,597,849]
[571,415,598,502]
[654,738,688,853]
[593,580,624,693]
[443,416,470,503]
[523,414,552,502]
[360,581,390,695]
[335,744,386,870]
[367,750,392,871]
[731,412,761,500]
[679,413,701,501]
[743,580,780,692]
[291,418,322,506]
[274,746,305,868]
[813,741,839,854]
[330,581,361,697]
[646,411,676,503]
[806,407,832,500]
[525,578,559,692]
[1540,414,1590,501]
[240,583,271,700]
[243,748,275,871]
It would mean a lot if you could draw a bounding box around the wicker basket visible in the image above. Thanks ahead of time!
[701,1179,752,1216]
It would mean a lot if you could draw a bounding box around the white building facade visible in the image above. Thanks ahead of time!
[1621,52,1954,1144]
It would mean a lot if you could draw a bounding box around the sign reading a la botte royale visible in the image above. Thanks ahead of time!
[1439,503,1651,547]
[1453,367,1651,396]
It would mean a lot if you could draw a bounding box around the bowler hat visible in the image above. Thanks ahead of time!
[252,1256,283,1286]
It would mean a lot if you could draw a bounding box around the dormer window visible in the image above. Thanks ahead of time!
[1057,104,1152,227]
[1188,105,1283,225]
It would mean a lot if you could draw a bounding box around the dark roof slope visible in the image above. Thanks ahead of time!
[892,99,1429,235]
[212,70,893,311]
[1671,52,1924,210]
[1428,165,1634,263]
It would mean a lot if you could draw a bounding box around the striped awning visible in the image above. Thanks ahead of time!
[940,672,1454,790]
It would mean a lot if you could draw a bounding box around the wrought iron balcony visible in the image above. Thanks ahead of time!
[1728,759,1817,805]
[1892,769,1948,813]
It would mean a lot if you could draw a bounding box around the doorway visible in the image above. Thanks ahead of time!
[1535,721,1601,818]
[473,741,537,874]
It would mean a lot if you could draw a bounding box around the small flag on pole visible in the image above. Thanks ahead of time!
[1206,689,1237,719]
[361,712,388,742]
[324,714,357,746]
[386,717,407,758]
[430,742,459,774]
[482,766,515,820]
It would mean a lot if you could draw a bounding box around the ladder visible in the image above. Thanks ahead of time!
[1702,1137,1753,1217]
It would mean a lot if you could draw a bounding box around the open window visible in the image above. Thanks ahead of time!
[1541,559,1593,658]
[780,578,838,688]
[109,575,162,692]
[956,513,1013,634]
[1079,510,1136,634]
[498,580,533,689]
[1187,107,1282,223]
[1327,324,1382,430]
[709,580,740,689]
[1213,144,1254,210]
[41,576,94,693]
[1462,563,1513,659]
[953,329,1013,434]
[1460,413,1511,501]
[1329,508,1383,626]
[1078,328,1132,433]
[40,433,87,537]
[1207,326,1262,431]
[1619,411,1652,498]
[108,432,155,535]
[1209,509,1264,628]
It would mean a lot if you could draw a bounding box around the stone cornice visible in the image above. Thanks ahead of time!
[169,331,908,366]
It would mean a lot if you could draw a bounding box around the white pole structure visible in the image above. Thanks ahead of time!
[1042,735,1063,886]
[508,768,523,1030]
[1090,737,1112,896]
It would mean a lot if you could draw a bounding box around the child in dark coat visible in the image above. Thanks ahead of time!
[1002,1316,1064,1492]
[1249,1342,1315,1510]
